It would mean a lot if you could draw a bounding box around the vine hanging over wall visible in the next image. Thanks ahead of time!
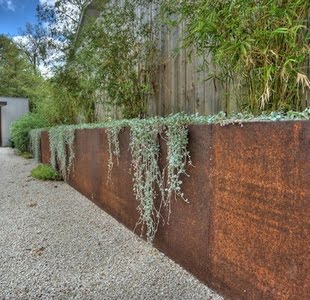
[129,119,164,240]
[164,117,192,218]
[29,128,45,163]
[106,125,122,182]
[49,125,76,180]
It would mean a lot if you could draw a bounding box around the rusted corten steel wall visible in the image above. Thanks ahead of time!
[40,121,310,299]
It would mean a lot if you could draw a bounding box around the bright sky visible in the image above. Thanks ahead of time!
[0,0,46,36]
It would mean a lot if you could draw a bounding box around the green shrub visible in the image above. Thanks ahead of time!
[10,113,49,152]
[31,164,61,181]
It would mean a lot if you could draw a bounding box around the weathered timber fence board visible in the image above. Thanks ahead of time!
[95,2,229,120]
[149,20,227,117]
[93,1,309,120]
[41,121,310,299]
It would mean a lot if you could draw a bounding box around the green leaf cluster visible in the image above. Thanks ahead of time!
[161,0,310,113]
[70,0,160,119]
[0,35,44,102]
[31,164,61,181]
[34,74,86,126]
[10,113,49,152]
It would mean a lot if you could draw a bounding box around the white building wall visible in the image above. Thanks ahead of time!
[0,97,29,147]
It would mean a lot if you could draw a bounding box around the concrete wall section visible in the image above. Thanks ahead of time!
[0,97,29,146]
[40,121,310,299]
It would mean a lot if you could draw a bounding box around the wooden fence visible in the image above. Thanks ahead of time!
[147,24,229,117]
[91,1,230,120]
[90,1,309,120]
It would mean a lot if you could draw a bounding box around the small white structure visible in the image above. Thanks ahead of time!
[0,97,29,147]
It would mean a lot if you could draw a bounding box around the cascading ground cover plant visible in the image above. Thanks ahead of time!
[29,109,310,241]
[29,128,45,163]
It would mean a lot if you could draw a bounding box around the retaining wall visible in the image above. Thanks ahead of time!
[40,121,310,299]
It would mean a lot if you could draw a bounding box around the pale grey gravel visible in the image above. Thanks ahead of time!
[0,147,223,300]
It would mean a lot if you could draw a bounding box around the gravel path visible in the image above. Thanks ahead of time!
[0,147,223,300]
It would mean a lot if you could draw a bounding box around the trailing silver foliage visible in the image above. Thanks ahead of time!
[106,125,122,182]
[165,122,191,216]
[29,128,44,163]
[49,125,76,180]
[129,120,164,241]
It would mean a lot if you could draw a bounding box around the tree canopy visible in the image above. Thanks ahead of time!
[0,35,42,98]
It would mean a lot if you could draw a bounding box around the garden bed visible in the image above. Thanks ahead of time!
[40,120,309,299]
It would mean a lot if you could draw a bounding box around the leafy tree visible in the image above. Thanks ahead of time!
[0,35,42,98]
[37,0,87,38]
[35,0,90,66]
[16,23,49,73]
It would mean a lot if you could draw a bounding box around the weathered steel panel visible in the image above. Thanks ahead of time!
[153,125,214,285]
[210,121,310,299]
[41,131,50,165]
[68,128,140,231]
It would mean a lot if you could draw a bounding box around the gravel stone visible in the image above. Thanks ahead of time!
[0,147,223,300]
